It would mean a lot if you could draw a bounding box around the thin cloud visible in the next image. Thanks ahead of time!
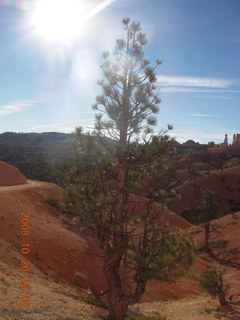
[0,102,32,116]
[157,76,235,88]
[194,95,233,99]
[27,119,95,131]
[0,98,53,116]
[191,113,214,117]
[161,87,240,93]
[0,104,24,116]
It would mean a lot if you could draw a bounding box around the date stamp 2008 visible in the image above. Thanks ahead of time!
[19,212,31,309]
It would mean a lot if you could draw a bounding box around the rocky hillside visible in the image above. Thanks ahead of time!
[1,161,240,319]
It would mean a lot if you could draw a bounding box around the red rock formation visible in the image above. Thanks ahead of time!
[208,134,240,154]
[233,134,240,145]
[0,161,27,186]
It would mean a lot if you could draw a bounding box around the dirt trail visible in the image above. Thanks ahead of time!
[0,180,43,192]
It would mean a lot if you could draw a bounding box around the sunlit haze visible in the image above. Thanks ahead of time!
[30,0,87,42]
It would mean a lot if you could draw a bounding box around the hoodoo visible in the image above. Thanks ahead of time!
[208,134,240,154]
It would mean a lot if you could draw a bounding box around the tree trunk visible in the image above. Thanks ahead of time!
[105,267,129,320]
[108,298,128,320]
[107,68,130,320]
[218,292,228,306]
[104,256,129,320]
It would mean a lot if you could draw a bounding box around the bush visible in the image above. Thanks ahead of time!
[80,296,108,309]
[228,247,239,254]
[191,228,202,235]
[199,268,230,306]
[45,196,59,208]
[196,242,205,253]
[209,239,228,249]
[196,239,228,253]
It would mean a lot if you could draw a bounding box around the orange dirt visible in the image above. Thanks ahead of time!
[1,161,240,320]
[0,161,27,186]
[0,180,106,293]
[0,178,201,302]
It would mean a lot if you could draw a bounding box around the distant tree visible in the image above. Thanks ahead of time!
[199,268,230,306]
[196,189,218,255]
[197,190,240,269]
[186,179,240,269]
[64,18,195,320]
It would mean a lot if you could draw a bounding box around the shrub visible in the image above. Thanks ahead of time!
[80,296,108,309]
[196,242,205,253]
[45,196,59,208]
[209,239,228,249]
[228,247,239,254]
[191,228,202,235]
[199,268,230,306]
[196,239,228,253]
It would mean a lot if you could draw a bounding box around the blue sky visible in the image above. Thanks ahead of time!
[0,0,239,143]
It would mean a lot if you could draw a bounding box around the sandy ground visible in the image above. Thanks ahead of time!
[135,296,240,320]
[0,242,106,320]
[1,242,240,320]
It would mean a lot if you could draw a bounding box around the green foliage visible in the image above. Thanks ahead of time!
[64,18,195,320]
[93,18,164,140]
[0,132,73,185]
[128,226,195,282]
[196,242,206,253]
[228,246,239,254]
[200,256,212,263]
[209,239,228,250]
[227,199,240,212]
[203,307,214,314]
[45,196,59,208]
[197,239,228,253]
[194,189,218,224]
[180,208,202,223]
[199,268,230,303]
[80,296,108,309]
[186,166,219,224]
[191,228,202,235]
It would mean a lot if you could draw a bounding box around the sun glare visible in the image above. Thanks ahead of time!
[30,0,87,43]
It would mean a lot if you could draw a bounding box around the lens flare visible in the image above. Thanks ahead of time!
[30,0,87,43]
[0,0,28,10]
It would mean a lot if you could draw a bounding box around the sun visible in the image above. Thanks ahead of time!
[30,0,87,43]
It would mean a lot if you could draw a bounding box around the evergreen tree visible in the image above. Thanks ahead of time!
[64,18,195,320]
[199,268,230,306]
[196,189,218,254]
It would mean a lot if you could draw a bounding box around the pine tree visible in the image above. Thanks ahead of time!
[199,268,230,306]
[196,189,218,254]
[64,18,195,320]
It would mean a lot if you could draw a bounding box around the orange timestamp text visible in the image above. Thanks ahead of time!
[19,212,31,308]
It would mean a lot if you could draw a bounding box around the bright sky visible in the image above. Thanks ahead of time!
[0,0,239,143]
